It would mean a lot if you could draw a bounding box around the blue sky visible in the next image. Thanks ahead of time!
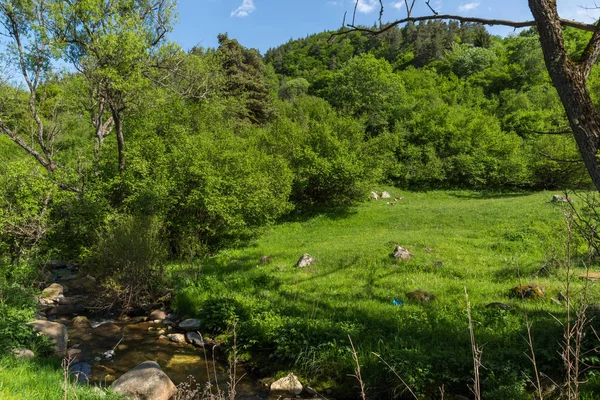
[169,0,600,54]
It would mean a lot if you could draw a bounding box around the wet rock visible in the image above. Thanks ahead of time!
[28,320,68,354]
[179,318,201,331]
[167,333,186,344]
[12,349,34,360]
[57,296,88,306]
[511,284,545,299]
[485,302,511,310]
[70,362,92,383]
[392,246,413,260]
[94,323,122,337]
[72,316,91,328]
[370,191,380,200]
[47,304,86,316]
[295,254,315,268]
[41,283,64,299]
[381,191,391,199]
[149,310,167,321]
[186,332,209,347]
[111,361,177,400]
[270,373,303,395]
[166,313,178,321]
[406,290,434,303]
[66,275,96,294]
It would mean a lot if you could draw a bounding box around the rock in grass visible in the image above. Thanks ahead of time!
[552,194,573,203]
[112,361,176,400]
[270,373,303,395]
[12,349,34,360]
[370,191,379,200]
[295,254,315,268]
[28,320,68,354]
[511,284,544,299]
[381,191,391,199]
[406,290,434,303]
[392,246,413,260]
[179,318,201,331]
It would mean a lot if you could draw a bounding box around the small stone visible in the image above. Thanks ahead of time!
[72,316,91,328]
[166,313,178,321]
[270,373,303,395]
[167,333,186,344]
[552,195,573,203]
[103,350,115,359]
[295,254,316,268]
[406,290,434,303]
[260,256,271,265]
[157,329,166,335]
[392,246,413,260]
[370,191,380,200]
[380,191,391,199]
[511,284,545,299]
[12,349,34,360]
[149,310,167,321]
[179,318,201,331]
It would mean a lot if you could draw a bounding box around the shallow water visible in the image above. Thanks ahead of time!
[66,318,268,398]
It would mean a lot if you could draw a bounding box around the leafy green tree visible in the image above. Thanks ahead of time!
[278,77,310,101]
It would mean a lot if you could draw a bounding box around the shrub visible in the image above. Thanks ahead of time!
[86,214,168,313]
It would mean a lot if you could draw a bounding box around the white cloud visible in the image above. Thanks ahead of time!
[231,0,255,17]
[356,0,378,14]
[458,2,479,12]
[391,1,404,9]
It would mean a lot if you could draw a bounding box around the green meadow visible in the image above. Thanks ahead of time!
[170,190,600,398]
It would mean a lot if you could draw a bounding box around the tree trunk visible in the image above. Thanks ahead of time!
[529,0,600,191]
[112,109,126,173]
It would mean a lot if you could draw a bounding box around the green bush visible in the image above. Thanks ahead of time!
[86,214,168,313]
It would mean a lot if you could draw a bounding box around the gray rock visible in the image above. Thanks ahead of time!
[71,316,91,328]
[552,194,573,203]
[186,331,208,347]
[167,333,186,344]
[179,318,201,331]
[149,310,167,321]
[295,254,315,268]
[28,320,68,354]
[392,246,413,260]
[270,373,303,395]
[381,191,391,199]
[12,349,34,360]
[111,361,177,400]
[370,191,380,200]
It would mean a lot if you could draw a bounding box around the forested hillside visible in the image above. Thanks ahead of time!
[2,7,600,397]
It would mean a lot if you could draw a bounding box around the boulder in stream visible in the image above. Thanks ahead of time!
[41,283,63,299]
[179,318,200,331]
[28,320,68,355]
[112,361,177,400]
[270,373,303,395]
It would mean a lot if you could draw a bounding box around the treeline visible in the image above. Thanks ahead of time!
[0,22,596,268]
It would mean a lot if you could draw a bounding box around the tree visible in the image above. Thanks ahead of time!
[342,0,600,192]
[0,0,175,178]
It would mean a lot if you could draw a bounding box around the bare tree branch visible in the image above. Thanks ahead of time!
[580,21,600,78]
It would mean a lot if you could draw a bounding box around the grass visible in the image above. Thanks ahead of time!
[0,356,120,400]
[171,190,600,399]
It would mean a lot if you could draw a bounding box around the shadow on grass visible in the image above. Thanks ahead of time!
[448,191,534,200]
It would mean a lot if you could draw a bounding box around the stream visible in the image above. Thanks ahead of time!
[43,265,270,399]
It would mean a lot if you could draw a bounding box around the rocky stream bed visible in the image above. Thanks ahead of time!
[22,262,311,399]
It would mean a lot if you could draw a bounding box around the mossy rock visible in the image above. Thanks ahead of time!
[406,290,434,302]
[510,284,544,299]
